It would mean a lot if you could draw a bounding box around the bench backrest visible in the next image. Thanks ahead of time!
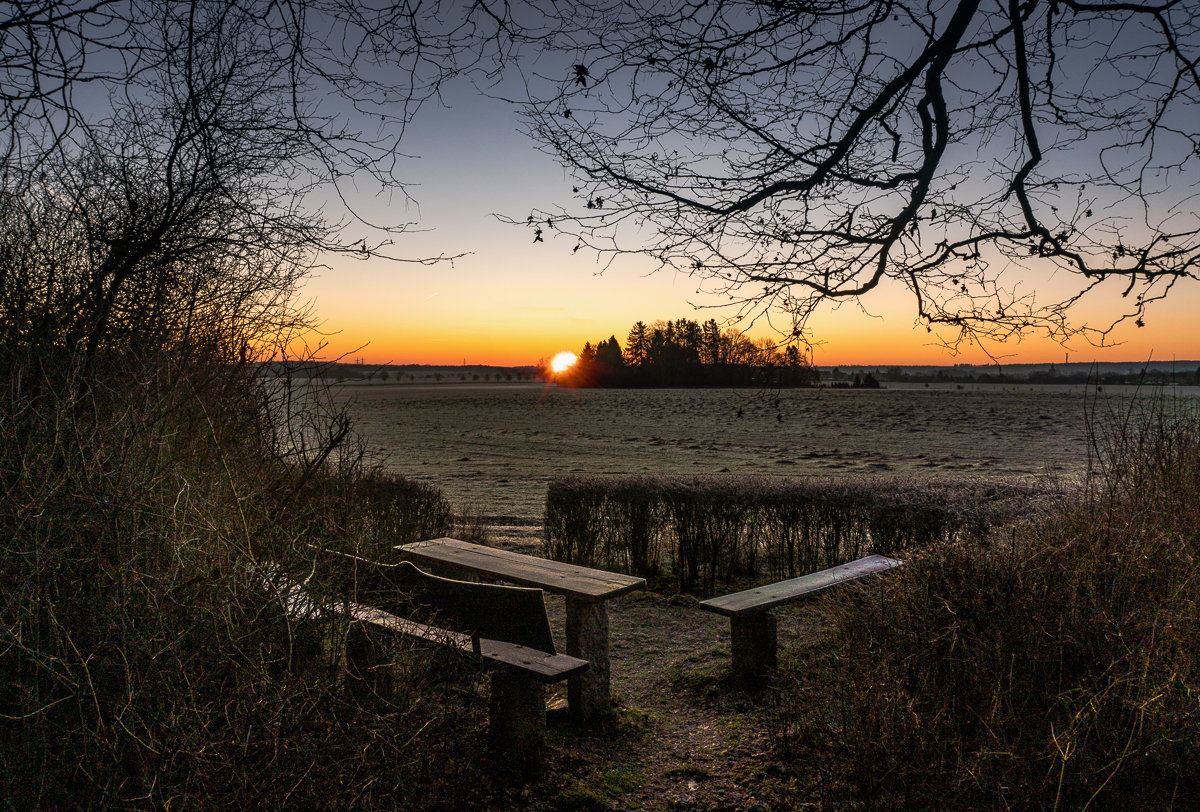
[315,549,557,655]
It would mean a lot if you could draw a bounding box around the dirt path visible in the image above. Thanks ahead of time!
[543,592,814,812]
[485,525,826,812]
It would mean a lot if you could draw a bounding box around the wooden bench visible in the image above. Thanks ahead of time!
[699,554,903,685]
[396,538,645,723]
[278,550,588,766]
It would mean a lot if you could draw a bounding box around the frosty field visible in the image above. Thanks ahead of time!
[331,381,1198,524]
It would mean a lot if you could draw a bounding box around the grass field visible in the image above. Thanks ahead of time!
[334,382,1168,521]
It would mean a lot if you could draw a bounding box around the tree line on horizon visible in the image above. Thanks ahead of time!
[828,365,1200,387]
[555,318,817,388]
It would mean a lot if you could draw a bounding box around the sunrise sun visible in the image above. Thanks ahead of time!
[550,352,577,373]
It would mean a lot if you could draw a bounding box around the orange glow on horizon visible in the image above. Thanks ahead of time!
[302,308,1200,368]
[301,321,1200,369]
[298,263,1200,369]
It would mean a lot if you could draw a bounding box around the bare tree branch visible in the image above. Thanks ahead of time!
[1,0,540,382]
[515,0,1200,350]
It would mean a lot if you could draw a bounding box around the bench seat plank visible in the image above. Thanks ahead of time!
[479,641,590,682]
[397,538,645,602]
[346,602,473,650]
[700,554,903,617]
[345,600,589,683]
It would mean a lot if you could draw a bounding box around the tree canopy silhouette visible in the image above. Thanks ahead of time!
[1,0,527,375]
[560,318,815,387]
[519,0,1200,350]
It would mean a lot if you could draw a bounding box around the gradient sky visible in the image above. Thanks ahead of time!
[300,81,1200,369]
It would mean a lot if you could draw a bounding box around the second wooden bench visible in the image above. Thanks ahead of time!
[699,554,903,685]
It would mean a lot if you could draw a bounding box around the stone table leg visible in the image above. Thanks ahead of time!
[565,597,609,723]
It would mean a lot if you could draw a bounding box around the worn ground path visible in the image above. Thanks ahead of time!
[481,528,830,812]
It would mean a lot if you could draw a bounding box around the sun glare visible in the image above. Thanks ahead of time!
[550,351,577,373]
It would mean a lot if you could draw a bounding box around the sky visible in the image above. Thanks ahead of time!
[299,82,1200,370]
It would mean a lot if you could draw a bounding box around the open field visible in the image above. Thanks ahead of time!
[334,381,1200,523]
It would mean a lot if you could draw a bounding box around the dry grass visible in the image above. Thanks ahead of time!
[0,351,489,810]
[771,393,1200,810]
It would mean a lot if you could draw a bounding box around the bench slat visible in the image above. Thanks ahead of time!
[346,599,588,682]
[479,641,590,683]
[347,602,473,651]
[700,554,903,617]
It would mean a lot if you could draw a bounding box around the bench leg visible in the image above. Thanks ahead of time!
[287,617,328,674]
[344,622,393,704]
[488,670,546,767]
[730,612,777,686]
[565,597,609,724]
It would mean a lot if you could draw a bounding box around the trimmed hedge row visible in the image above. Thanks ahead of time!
[544,475,1059,594]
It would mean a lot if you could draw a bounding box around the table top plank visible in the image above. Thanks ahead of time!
[700,555,903,617]
[396,538,645,602]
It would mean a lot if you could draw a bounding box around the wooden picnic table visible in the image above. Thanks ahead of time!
[396,537,645,722]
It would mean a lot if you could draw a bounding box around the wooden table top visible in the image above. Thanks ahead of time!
[396,538,645,602]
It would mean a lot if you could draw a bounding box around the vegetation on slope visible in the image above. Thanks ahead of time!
[773,395,1200,809]
[0,148,481,809]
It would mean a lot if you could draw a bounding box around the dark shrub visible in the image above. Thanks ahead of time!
[772,396,1200,809]
[544,473,1054,595]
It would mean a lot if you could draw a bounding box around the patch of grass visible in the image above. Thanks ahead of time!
[550,785,612,812]
[662,765,713,780]
[672,662,724,696]
[596,767,644,797]
[719,715,749,738]
[613,706,656,736]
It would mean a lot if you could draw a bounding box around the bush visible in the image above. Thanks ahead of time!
[0,66,481,812]
[544,477,615,569]
[772,395,1200,809]
[543,474,1054,594]
[299,467,454,559]
[0,351,484,810]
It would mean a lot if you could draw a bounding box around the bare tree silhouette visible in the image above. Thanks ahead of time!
[517,0,1200,350]
[2,0,532,378]
[2,0,522,190]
